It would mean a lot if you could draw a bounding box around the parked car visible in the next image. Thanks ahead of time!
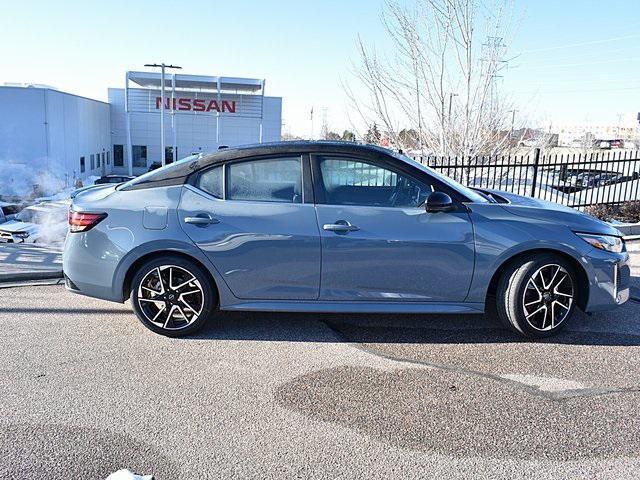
[147,161,162,172]
[71,176,133,199]
[64,142,630,339]
[0,201,23,224]
[94,175,135,185]
[0,201,69,244]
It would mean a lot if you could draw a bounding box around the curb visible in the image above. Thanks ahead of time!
[0,270,63,283]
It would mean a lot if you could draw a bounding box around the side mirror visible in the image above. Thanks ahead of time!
[425,191,454,213]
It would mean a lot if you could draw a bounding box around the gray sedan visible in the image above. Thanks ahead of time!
[63,142,630,338]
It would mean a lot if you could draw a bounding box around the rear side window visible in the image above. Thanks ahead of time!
[197,166,223,198]
[227,157,302,204]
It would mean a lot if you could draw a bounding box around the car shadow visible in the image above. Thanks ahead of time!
[185,307,640,347]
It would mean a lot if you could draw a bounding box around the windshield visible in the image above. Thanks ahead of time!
[118,154,200,190]
[16,208,37,222]
[394,153,489,203]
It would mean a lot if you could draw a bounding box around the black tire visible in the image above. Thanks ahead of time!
[130,256,217,337]
[494,253,577,339]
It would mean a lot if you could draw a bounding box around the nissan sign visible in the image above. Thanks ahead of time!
[155,97,237,113]
[127,88,262,117]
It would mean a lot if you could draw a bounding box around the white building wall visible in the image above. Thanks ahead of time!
[44,89,112,180]
[0,86,110,196]
[0,87,47,163]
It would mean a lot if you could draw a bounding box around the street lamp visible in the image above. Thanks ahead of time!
[144,63,182,166]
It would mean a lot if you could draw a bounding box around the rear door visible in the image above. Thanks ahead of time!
[312,153,475,302]
[178,154,321,300]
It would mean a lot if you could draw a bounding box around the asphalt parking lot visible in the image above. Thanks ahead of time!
[0,282,639,479]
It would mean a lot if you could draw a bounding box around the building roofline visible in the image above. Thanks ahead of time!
[127,71,265,92]
[0,85,109,106]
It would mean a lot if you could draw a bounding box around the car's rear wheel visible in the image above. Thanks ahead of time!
[495,253,577,338]
[130,257,216,337]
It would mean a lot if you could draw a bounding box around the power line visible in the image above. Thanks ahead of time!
[520,32,640,54]
[509,75,640,86]
[511,56,640,70]
[513,84,640,95]
[520,52,639,67]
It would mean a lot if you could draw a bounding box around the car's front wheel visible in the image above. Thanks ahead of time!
[495,253,577,338]
[130,256,216,337]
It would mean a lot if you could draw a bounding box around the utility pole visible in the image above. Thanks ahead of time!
[482,37,507,116]
[144,63,182,166]
[310,106,314,140]
[509,109,518,137]
[321,107,328,140]
[448,93,458,126]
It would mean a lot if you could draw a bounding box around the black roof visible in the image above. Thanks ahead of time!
[120,141,397,191]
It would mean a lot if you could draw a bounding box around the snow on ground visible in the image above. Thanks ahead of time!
[105,469,154,480]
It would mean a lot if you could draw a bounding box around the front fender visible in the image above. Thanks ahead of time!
[466,204,592,303]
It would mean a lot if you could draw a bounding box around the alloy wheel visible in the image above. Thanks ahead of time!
[137,265,204,331]
[522,264,574,331]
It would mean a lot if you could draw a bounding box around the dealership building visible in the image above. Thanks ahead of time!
[0,71,282,192]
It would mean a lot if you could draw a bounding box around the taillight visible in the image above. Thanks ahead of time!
[68,210,107,233]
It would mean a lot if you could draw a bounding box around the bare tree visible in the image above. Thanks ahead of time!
[346,0,517,158]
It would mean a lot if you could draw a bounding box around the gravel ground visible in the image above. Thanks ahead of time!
[0,285,639,479]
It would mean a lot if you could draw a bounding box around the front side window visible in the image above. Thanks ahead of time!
[227,157,302,203]
[318,156,433,208]
[133,146,147,168]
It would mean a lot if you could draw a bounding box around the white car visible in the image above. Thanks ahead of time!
[0,201,23,225]
[0,201,69,244]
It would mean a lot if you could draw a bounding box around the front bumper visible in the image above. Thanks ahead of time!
[0,231,28,243]
[583,247,631,312]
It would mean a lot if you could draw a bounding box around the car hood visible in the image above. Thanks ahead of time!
[0,220,39,234]
[482,189,622,237]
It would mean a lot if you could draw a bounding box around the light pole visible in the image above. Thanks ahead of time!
[144,63,182,166]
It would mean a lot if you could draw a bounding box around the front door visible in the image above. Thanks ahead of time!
[179,155,321,300]
[313,154,475,302]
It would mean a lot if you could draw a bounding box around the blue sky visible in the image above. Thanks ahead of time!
[2,0,639,136]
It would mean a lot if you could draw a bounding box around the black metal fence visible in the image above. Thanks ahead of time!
[413,149,640,209]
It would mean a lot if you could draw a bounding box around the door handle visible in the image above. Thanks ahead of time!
[323,220,359,233]
[184,214,219,226]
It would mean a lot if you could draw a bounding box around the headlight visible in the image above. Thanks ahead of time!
[575,233,624,253]
[14,232,30,239]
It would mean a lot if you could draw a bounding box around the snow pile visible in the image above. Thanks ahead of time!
[0,160,68,199]
[0,157,101,202]
[105,469,154,480]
